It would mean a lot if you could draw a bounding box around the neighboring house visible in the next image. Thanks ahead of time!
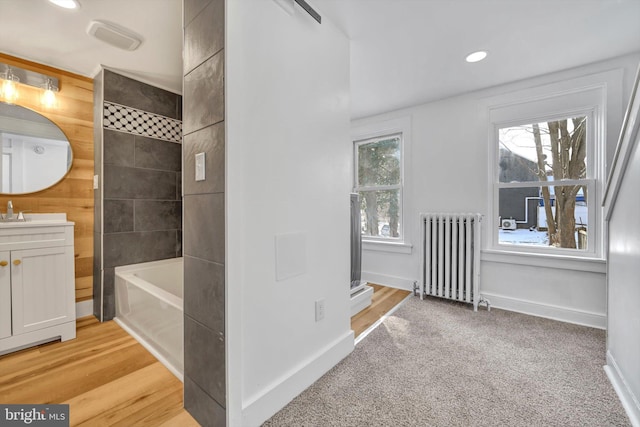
[498,148,539,229]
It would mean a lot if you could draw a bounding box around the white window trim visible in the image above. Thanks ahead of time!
[485,78,610,261]
[352,116,412,253]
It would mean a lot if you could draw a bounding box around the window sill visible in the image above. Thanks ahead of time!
[481,249,606,273]
[363,240,413,254]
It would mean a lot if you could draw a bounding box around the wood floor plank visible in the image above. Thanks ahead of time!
[351,283,411,337]
[157,410,201,427]
[67,362,182,426]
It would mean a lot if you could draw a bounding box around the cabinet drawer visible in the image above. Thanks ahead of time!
[0,225,74,251]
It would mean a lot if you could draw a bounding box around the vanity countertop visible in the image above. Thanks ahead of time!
[0,213,74,228]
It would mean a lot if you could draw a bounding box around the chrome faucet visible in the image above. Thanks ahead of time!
[6,200,13,219]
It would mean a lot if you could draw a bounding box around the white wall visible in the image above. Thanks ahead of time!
[357,53,640,328]
[605,64,640,426]
[226,1,352,425]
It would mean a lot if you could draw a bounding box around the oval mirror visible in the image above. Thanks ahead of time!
[0,102,72,194]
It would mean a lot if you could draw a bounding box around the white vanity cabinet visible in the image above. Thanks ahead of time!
[0,214,76,355]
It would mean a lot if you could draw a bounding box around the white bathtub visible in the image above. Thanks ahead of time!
[114,257,183,380]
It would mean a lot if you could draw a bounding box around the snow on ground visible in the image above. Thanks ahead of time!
[499,229,549,246]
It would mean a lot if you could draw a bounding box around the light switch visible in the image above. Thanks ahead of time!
[93,175,99,190]
[195,152,206,181]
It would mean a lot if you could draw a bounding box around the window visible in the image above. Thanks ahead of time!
[487,79,609,259]
[354,133,403,241]
[497,116,593,251]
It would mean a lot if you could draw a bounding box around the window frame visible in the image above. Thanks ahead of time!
[352,116,412,252]
[354,132,404,241]
[487,86,606,260]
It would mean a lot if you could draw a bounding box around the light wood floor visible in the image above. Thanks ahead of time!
[351,283,412,338]
[0,284,409,426]
[0,317,199,427]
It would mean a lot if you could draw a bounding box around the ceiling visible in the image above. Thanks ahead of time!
[1,0,639,119]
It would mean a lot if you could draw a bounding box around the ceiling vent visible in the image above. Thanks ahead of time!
[87,20,142,51]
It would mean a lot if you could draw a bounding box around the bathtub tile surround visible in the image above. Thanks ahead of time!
[183,194,225,265]
[183,122,225,195]
[184,256,225,333]
[103,72,181,119]
[184,316,225,405]
[93,69,182,321]
[184,0,224,74]
[183,0,227,423]
[184,377,226,426]
[183,53,224,134]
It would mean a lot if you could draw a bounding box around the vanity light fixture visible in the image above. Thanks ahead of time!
[0,66,20,104]
[48,0,80,9]
[0,62,60,106]
[465,51,488,63]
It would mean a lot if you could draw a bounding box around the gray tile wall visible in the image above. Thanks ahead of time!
[183,0,227,424]
[95,70,183,321]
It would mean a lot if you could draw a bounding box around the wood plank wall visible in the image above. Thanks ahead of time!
[0,53,94,303]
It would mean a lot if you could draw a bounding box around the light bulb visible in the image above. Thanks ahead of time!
[41,89,57,108]
[1,79,19,103]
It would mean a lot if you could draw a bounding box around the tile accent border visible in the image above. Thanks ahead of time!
[103,101,182,143]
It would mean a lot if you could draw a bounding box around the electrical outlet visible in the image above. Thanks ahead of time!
[315,299,325,322]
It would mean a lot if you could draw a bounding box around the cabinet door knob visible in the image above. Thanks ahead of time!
[13,259,21,266]
[0,261,7,267]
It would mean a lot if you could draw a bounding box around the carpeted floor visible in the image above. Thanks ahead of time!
[264,296,630,427]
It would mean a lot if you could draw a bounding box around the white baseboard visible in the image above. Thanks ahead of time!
[361,271,415,291]
[241,330,354,426]
[75,299,94,319]
[605,351,640,427]
[480,292,606,329]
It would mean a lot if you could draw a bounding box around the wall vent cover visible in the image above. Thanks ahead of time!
[87,20,142,51]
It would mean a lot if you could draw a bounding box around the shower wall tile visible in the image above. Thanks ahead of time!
[177,230,183,257]
[104,200,134,233]
[183,122,225,195]
[184,0,224,74]
[135,136,182,171]
[104,165,177,200]
[183,193,225,264]
[176,172,183,200]
[184,0,211,26]
[183,53,224,135]
[184,0,225,419]
[92,231,102,319]
[184,316,225,406]
[104,231,177,268]
[104,129,135,167]
[103,267,115,321]
[184,376,226,427]
[104,70,181,119]
[134,200,182,231]
[184,255,224,333]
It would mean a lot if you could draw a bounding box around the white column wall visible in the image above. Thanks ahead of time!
[226,1,352,425]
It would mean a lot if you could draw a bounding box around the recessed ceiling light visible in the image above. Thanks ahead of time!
[48,0,80,9]
[465,51,488,63]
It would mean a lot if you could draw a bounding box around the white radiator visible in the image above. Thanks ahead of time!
[417,213,488,311]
